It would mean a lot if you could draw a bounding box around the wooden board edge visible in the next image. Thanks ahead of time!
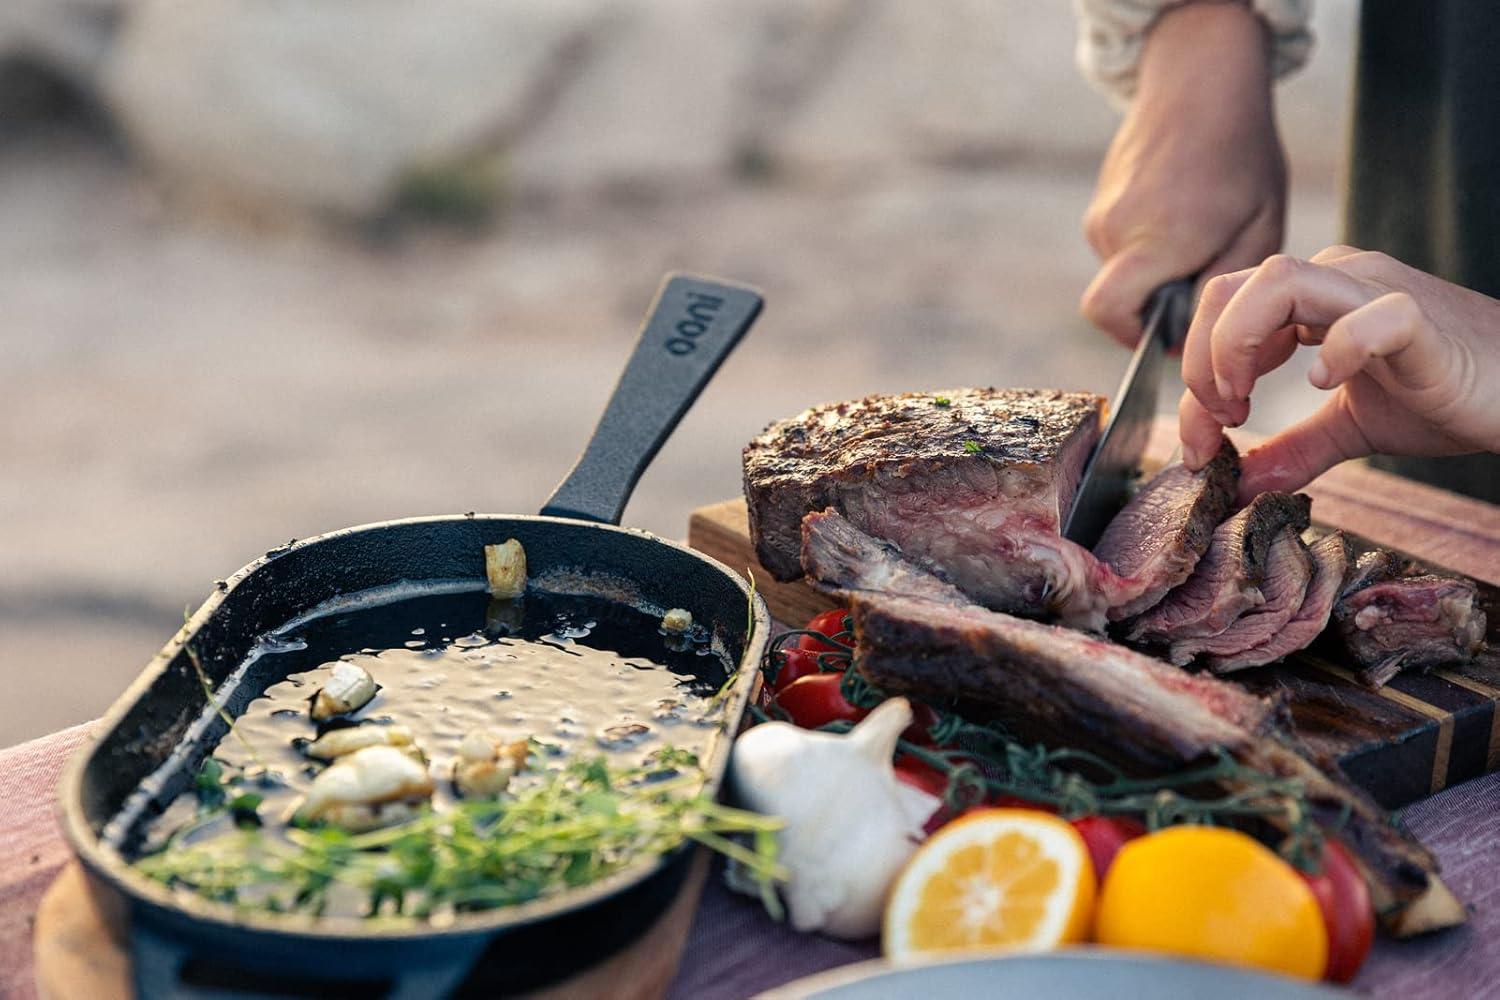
[687,502,836,627]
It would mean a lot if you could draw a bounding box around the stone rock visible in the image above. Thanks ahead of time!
[769,0,1121,176]
[0,0,125,94]
[508,0,858,194]
[102,0,601,218]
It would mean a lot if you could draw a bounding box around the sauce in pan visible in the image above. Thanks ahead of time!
[124,587,742,918]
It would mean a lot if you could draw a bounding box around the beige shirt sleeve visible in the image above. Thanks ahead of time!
[1075,0,1313,107]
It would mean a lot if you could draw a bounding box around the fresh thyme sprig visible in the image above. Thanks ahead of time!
[758,624,1337,872]
[136,753,785,920]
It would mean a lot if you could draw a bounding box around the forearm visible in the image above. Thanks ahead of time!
[1075,0,1312,107]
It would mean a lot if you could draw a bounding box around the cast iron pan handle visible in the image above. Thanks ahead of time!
[540,273,763,525]
[131,920,488,998]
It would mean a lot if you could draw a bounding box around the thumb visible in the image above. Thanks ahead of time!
[1237,395,1373,501]
[1081,240,1188,348]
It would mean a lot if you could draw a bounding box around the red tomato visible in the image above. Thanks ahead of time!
[1301,839,1374,983]
[988,795,1058,814]
[902,700,941,746]
[893,755,949,798]
[795,609,853,653]
[773,673,867,730]
[1071,815,1147,881]
[892,756,961,834]
[769,647,824,693]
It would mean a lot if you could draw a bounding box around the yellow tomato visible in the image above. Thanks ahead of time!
[1096,826,1328,980]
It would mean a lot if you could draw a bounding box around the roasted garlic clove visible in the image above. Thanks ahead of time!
[452,729,529,798]
[310,662,378,721]
[484,540,527,599]
[295,744,433,831]
[305,724,414,762]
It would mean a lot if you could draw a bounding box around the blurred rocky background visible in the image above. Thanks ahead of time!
[0,0,1354,742]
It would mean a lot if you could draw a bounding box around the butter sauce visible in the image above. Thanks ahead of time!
[127,587,732,866]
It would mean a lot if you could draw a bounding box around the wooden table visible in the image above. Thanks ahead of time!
[4,725,1499,999]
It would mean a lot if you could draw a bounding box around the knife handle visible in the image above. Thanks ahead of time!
[1145,278,1196,353]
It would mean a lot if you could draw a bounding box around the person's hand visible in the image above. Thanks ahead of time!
[1178,246,1500,500]
[1081,1,1286,347]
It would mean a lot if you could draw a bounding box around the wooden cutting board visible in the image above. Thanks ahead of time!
[690,420,1500,810]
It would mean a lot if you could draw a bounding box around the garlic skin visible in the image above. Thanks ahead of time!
[729,698,940,939]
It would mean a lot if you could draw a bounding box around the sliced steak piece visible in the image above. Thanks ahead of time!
[744,388,1124,628]
[1165,527,1314,666]
[1342,549,1413,595]
[1094,439,1240,621]
[853,593,1276,763]
[799,509,969,607]
[1208,531,1351,673]
[1125,492,1312,644]
[1335,573,1487,687]
[851,593,1463,936]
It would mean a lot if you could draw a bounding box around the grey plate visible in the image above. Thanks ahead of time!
[757,949,1346,999]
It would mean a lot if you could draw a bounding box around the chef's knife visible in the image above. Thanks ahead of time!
[1063,278,1196,548]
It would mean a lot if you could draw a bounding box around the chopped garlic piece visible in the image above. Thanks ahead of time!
[661,608,693,633]
[453,729,529,798]
[296,745,433,831]
[310,662,377,721]
[485,539,528,599]
[305,724,414,761]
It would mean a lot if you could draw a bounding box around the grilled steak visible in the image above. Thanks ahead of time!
[744,388,1125,628]
[1208,531,1351,673]
[1342,549,1412,594]
[1094,440,1240,621]
[1164,527,1314,666]
[1334,572,1487,688]
[1125,492,1312,645]
[854,593,1276,762]
[799,509,969,607]
[851,592,1462,935]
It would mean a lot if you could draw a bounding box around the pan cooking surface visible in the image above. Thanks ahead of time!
[120,587,736,918]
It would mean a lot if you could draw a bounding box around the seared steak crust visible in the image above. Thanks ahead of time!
[1208,531,1351,673]
[744,388,1109,623]
[1125,492,1312,644]
[1095,439,1240,620]
[851,592,1460,934]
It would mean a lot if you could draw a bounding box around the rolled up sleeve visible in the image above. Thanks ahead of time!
[1075,0,1313,106]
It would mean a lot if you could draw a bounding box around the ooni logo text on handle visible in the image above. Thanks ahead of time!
[664,291,723,355]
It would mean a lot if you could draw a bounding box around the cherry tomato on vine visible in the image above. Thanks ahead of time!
[986,795,1057,813]
[773,673,867,730]
[893,755,948,797]
[1300,838,1374,983]
[1070,815,1147,881]
[769,647,825,693]
[795,608,854,653]
[901,700,941,746]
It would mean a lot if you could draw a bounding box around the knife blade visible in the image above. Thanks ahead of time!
[1062,278,1196,548]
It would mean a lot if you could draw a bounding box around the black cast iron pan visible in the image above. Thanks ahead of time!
[57,274,768,998]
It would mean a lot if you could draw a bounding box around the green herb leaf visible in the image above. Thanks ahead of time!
[933,396,952,407]
[962,440,983,454]
[137,757,785,921]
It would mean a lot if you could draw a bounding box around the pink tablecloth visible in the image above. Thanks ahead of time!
[5,725,1498,999]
